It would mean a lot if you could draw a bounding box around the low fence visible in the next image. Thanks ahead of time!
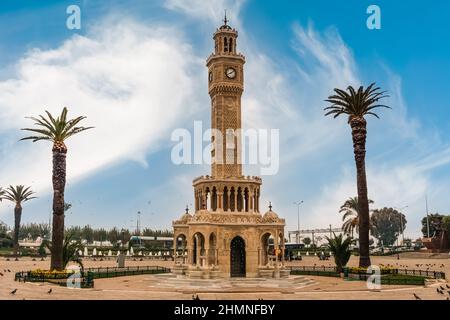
[288,265,340,277]
[15,265,171,288]
[287,265,445,285]
[348,268,445,280]
[85,265,171,279]
[15,270,94,288]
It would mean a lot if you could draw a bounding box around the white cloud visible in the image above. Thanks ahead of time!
[164,0,244,24]
[0,18,204,217]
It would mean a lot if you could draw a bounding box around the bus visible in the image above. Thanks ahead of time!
[129,236,173,250]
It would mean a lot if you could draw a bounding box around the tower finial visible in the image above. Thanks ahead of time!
[185,205,189,214]
[223,9,228,25]
[269,202,272,211]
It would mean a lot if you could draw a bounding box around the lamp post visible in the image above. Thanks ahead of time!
[394,205,408,245]
[293,201,304,245]
[425,195,430,238]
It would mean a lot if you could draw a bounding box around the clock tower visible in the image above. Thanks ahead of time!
[172,17,286,279]
[206,16,245,178]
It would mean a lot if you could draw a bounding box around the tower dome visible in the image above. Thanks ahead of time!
[178,206,192,224]
[263,202,279,222]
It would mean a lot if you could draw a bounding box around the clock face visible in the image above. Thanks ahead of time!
[209,72,213,82]
[225,67,236,79]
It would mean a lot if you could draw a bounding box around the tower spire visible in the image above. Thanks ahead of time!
[223,9,228,25]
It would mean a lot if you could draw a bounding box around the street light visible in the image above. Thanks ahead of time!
[293,201,304,245]
[394,205,408,245]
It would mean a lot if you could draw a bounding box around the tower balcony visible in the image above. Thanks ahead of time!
[192,175,262,214]
[206,52,245,65]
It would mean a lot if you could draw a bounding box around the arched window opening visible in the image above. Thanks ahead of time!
[224,37,228,52]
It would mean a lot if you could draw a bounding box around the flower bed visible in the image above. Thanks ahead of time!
[347,266,397,275]
[29,269,77,279]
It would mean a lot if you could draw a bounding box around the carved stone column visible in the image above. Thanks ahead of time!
[217,191,223,210]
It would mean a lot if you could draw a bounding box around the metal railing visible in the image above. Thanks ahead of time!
[14,265,171,288]
[287,265,445,284]
[85,265,171,279]
[15,270,94,288]
[288,265,339,277]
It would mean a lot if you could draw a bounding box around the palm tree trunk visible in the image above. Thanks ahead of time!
[349,116,371,268]
[13,205,22,256]
[50,142,67,270]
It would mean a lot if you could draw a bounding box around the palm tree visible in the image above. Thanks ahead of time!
[324,83,390,267]
[43,233,84,269]
[340,197,374,237]
[1,185,36,255]
[325,233,354,273]
[21,107,93,270]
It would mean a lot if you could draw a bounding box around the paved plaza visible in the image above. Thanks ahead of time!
[1,253,449,300]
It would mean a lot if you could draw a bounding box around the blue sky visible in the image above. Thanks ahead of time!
[0,0,449,240]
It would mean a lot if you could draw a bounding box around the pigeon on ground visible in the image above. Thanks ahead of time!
[0,272,3,276]
[413,293,421,300]
[47,289,52,294]
[10,289,17,295]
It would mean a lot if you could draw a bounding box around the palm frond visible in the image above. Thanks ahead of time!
[21,107,93,144]
[324,82,390,119]
[1,185,36,203]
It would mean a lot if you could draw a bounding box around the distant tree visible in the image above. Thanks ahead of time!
[0,222,8,237]
[107,227,120,245]
[403,238,412,248]
[340,197,374,237]
[1,185,36,255]
[302,237,311,246]
[81,225,94,243]
[142,228,173,237]
[66,225,82,240]
[93,228,108,242]
[370,207,406,246]
[421,213,448,238]
[442,216,450,245]
[19,223,50,240]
